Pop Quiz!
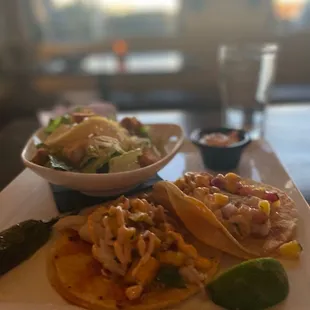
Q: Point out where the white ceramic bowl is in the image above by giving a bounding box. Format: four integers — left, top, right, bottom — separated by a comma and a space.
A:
21, 124, 184, 196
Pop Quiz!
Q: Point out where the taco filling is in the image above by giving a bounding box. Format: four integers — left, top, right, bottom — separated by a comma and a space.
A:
49, 195, 220, 309
153, 172, 299, 258
175, 172, 281, 240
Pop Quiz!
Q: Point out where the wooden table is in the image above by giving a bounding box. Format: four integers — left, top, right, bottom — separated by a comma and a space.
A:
1, 104, 310, 231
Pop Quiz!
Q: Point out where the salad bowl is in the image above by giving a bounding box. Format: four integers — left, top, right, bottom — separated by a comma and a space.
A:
21, 123, 184, 196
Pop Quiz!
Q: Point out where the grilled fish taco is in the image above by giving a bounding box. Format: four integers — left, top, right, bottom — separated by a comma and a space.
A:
48, 195, 221, 310
153, 172, 300, 259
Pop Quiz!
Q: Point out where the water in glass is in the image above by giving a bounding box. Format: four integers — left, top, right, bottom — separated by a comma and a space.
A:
218, 44, 278, 139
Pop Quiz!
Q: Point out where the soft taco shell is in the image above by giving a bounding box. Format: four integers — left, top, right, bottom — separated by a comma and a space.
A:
152, 179, 297, 259
48, 230, 220, 310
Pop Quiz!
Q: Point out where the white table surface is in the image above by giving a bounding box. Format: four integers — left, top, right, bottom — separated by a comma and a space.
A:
0, 169, 58, 231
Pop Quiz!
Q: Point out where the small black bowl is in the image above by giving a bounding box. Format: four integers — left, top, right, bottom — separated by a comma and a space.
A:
190, 127, 251, 171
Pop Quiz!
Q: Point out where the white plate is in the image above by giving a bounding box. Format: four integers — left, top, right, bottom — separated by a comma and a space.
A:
21, 123, 184, 196
1, 140, 310, 309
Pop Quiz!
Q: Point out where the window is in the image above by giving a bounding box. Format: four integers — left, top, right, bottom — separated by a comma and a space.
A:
273, 0, 310, 33
31, 1, 310, 89
81, 50, 184, 74
34, 0, 180, 43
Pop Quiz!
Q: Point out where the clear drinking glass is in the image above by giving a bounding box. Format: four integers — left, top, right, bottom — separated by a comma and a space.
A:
218, 43, 278, 139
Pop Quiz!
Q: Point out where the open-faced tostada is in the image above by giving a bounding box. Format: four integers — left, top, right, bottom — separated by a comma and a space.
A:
48, 194, 221, 310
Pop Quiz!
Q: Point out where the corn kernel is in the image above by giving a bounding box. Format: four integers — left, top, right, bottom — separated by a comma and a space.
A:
279, 240, 302, 259
158, 251, 186, 266
180, 243, 197, 259
272, 200, 281, 208
135, 257, 160, 285
214, 193, 229, 206
169, 231, 198, 258
258, 200, 271, 216
124, 260, 139, 284
125, 285, 143, 301
225, 172, 241, 182
195, 256, 212, 271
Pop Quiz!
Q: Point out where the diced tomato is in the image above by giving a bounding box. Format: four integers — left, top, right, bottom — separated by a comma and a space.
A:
262, 191, 279, 202
237, 185, 279, 202
212, 175, 279, 204
210, 176, 225, 188
237, 185, 252, 196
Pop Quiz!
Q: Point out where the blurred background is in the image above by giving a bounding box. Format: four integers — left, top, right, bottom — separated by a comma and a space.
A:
1, 0, 310, 190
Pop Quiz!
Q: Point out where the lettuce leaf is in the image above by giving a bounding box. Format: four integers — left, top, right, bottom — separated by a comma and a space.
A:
81, 156, 109, 173
48, 155, 73, 171
139, 125, 150, 138
109, 149, 142, 173
35, 143, 47, 149
81, 149, 118, 173
44, 115, 72, 134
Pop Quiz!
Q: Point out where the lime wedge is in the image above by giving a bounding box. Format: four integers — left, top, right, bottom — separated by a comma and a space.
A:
206, 258, 289, 310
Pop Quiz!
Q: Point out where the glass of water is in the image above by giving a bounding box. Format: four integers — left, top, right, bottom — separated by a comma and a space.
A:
218, 43, 278, 139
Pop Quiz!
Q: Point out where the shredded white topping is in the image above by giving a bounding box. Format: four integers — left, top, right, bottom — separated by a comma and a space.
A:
59, 196, 212, 301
